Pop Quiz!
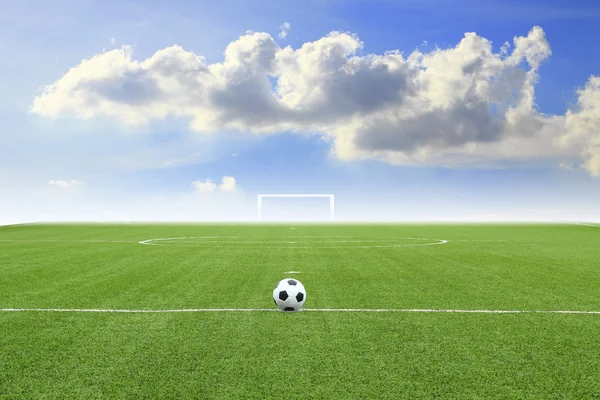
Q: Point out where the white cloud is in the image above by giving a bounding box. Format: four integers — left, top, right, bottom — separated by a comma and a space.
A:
48, 179, 83, 187
191, 179, 216, 192
30, 26, 600, 176
278, 22, 290, 40
218, 176, 237, 191
110, 37, 116, 45
561, 76, 600, 176
191, 176, 238, 192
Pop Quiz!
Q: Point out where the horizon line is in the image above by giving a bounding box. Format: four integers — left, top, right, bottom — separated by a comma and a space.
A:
1, 220, 599, 227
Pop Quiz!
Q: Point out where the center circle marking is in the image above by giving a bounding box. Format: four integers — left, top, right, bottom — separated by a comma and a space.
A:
138, 236, 448, 248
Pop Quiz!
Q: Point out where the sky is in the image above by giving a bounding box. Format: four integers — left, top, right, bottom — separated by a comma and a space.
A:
1, 0, 600, 223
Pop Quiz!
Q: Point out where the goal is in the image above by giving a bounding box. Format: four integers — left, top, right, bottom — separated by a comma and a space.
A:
257, 194, 335, 221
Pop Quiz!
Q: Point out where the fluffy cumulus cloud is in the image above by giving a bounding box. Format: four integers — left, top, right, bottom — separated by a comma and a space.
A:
31, 27, 600, 175
562, 77, 600, 176
48, 179, 83, 187
191, 176, 238, 192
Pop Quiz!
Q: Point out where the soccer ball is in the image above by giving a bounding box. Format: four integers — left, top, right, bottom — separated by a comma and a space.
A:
273, 278, 306, 311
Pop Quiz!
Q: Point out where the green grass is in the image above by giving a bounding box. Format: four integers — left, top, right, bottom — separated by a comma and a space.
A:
1, 223, 599, 399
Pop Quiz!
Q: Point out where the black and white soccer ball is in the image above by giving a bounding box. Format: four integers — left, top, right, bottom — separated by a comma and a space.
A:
273, 278, 306, 311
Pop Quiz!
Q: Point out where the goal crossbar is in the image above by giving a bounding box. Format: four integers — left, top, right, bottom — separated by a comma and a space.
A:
257, 194, 335, 221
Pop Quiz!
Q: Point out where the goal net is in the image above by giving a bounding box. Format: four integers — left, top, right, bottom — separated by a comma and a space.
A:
257, 194, 335, 222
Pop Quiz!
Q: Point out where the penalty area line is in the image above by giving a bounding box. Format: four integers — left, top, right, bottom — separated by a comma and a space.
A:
2, 308, 600, 315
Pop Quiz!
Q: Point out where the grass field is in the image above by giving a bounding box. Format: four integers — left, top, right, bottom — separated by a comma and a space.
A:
1, 223, 600, 399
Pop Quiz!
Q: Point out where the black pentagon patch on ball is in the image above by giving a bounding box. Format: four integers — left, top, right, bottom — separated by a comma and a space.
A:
287, 279, 297, 285
284, 307, 295, 311
296, 292, 304, 302
279, 290, 289, 301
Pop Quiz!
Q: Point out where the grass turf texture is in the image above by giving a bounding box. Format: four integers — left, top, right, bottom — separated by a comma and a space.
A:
0, 223, 599, 398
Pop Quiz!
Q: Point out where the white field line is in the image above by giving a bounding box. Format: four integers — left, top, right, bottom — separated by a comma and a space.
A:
570, 222, 600, 228
360, 240, 447, 248
2, 308, 600, 315
0, 237, 447, 248
153, 240, 394, 244
0, 222, 41, 227
0, 239, 137, 244
453, 239, 508, 242
138, 236, 449, 248
156, 241, 306, 244
0, 236, 541, 248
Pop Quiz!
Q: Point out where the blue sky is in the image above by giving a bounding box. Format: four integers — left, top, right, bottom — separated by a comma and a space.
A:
1, 0, 600, 223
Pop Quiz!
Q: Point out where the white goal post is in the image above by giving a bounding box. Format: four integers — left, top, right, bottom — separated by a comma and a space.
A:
257, 194, 335, 221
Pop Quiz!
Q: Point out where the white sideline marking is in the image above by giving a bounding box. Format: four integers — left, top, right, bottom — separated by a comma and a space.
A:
0, 239, 137, 244
2, 308, 600, 315
306, 309, 600, 314
0, 308, 277, 313
284, 271, 301, 274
